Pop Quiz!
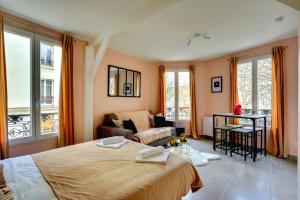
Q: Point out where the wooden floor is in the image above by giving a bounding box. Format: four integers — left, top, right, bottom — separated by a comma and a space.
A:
183, 139, 297, 200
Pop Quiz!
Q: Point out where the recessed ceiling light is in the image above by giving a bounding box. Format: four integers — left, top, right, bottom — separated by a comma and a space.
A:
275, 16, 284, 23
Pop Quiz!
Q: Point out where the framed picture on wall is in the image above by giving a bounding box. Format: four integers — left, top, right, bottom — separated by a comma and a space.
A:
211, 76, 222, 93
123, 83, 132, 95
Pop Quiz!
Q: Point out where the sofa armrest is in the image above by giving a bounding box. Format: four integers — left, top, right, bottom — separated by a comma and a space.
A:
165, 120, 176, 127
97, 126, 140, 142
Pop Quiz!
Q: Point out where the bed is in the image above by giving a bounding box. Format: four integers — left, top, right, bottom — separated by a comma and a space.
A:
1, 140, 202, 200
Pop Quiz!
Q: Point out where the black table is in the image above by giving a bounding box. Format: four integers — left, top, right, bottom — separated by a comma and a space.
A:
212, 113, 267, 162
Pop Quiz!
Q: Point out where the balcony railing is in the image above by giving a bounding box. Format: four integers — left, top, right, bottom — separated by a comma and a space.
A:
7, 112, 58, 140
40, 58, 54, 67
240, 109, 271, 126
166, 107, 190, 120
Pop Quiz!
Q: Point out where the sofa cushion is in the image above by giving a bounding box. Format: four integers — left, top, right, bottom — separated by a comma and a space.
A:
115, 111, 151, 132
123, 119, 138, 134
154, 115, 166, 127
135, 127, 173, 144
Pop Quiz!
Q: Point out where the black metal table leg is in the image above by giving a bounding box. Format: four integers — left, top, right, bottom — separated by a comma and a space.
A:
213, 115, 216, 151
252, 119, 256, 162
264, 117, 267, 156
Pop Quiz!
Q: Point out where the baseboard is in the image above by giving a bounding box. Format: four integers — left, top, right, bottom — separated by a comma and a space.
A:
287, 155, 297, 161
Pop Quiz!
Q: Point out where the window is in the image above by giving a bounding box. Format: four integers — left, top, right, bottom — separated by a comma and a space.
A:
40, 42, 54, 67
5, 26, 62, 143
237, 55, 272, 125
40, 79, 54, 105
165, 70, 190, 121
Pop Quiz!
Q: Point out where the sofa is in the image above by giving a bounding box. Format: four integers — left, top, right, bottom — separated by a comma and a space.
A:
97, 110, 176, 147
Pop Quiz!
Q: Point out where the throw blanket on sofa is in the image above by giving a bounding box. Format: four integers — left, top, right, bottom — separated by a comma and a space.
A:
135, 127, 172, 144
32, 140, 202, 200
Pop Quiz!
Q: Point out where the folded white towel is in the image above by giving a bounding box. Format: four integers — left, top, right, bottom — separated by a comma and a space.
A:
137, 146, 164, 159
136, 151, 170, 164
96, 139, 127, 149
102, 136, 124, 145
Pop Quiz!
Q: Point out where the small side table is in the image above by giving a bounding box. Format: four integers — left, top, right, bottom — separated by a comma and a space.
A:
175, 125, 185, 136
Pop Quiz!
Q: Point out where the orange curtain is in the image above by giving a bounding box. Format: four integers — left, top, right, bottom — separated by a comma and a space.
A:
189, 65, 199, 139
58, 34, 74, 147
0, 12, 8, 159
269, 46, 286, 158
159, 65, 166, 115
229, 57, 239, 124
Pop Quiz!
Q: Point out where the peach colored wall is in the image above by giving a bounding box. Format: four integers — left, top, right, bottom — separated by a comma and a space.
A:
9, 138, 57, 158
9, 39, 87, 157
196, 36, 298, 156
93, 48, 160, 138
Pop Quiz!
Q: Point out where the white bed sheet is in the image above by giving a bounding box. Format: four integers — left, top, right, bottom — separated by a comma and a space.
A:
1, 155, 56, 200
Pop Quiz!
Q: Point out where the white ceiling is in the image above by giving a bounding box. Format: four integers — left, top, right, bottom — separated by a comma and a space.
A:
0, 0, 299, 61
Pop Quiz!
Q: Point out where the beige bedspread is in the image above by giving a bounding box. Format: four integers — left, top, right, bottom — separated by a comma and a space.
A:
32, 140, 202, 200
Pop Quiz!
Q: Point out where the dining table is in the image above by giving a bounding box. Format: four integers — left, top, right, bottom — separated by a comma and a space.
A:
212, 113, 268, 162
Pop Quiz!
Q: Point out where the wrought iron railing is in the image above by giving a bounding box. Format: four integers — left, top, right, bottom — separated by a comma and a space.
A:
166, 107, 190, 120
40, 58, 54, 67
7, 112, 58, 140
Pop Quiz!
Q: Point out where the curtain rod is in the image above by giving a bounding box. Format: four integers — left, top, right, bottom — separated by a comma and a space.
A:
227, 46, 288, 61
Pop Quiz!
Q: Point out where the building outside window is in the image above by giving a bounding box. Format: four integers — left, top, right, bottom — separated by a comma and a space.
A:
40, 43, 54, 67
4, 27, 61, 143
165, 69, 190, 121
40, 79, 54, 105
237, 55, 272, 125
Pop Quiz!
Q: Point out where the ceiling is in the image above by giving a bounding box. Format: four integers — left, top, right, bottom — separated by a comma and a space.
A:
0, 0, 299, 61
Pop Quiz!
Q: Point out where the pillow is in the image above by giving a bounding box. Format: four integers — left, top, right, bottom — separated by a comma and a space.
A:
154, 115, 166, 128
156, 113, 163, 117
123, 119, 138, 134
148, 115, 155, 127
112, 119, 123, 128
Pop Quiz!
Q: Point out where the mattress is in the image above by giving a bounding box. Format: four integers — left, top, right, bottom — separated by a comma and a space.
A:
1, 155, 56, 200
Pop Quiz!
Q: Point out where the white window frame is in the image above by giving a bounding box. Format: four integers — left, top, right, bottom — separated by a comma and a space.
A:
165, 68, 190, 122
5, 26, 60, 145
238, 54, 272, 125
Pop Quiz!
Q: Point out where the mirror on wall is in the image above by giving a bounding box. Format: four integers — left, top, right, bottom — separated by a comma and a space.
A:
108, 65, 141, 97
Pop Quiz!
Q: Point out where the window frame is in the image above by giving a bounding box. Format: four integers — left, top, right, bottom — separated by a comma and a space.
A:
5, 26, 60, 145
165, 68, 190, 122
237, 54, 272, 125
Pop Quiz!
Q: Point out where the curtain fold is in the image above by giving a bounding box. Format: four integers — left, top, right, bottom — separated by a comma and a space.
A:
229, 57, 239, 124
159, 65, 166, 115
189, 65, 199, 139
269, 46, 286, 158
58, 34, 74, 147
0, 12, 8, 159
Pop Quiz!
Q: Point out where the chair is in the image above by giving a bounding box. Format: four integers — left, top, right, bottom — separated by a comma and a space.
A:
230, 128, 254, 161
214, 124, 241, 154
243, 127, 264, 155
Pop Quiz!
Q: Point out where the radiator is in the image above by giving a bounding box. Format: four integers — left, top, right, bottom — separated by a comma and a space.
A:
203, 116, 213, 137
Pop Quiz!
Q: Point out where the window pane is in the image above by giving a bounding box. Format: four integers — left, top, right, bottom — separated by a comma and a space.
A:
40, 42, 54, 67
257, 57, 272, 125
178, 72, 190, 120
5, 31, 32, 140
237, 61, 253, 114
165, 72, 175, 120
40, 41, 61, 135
